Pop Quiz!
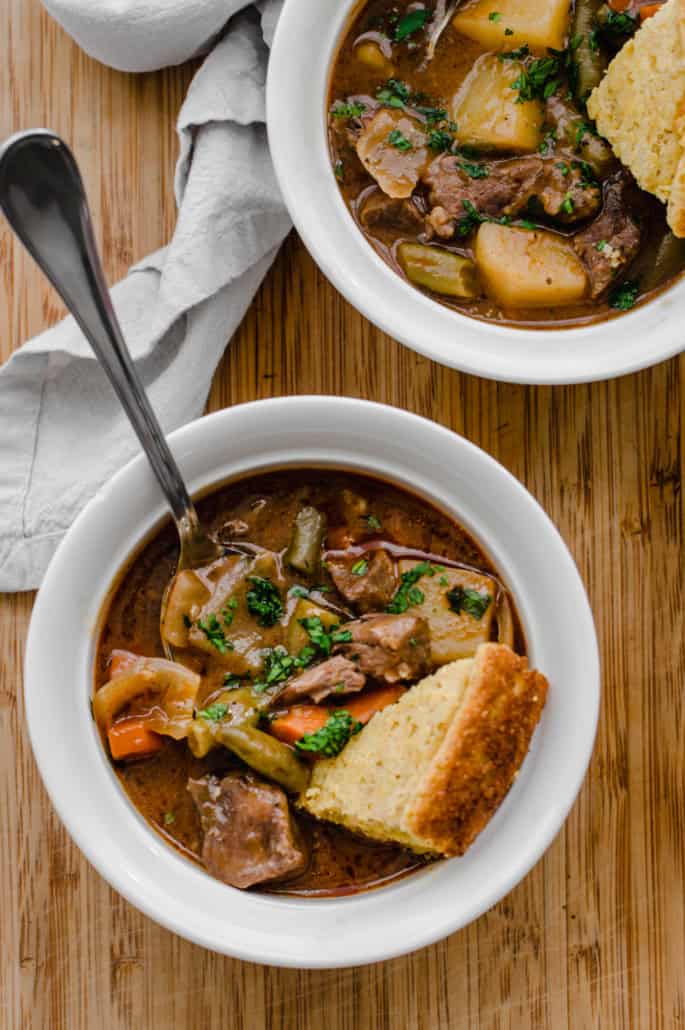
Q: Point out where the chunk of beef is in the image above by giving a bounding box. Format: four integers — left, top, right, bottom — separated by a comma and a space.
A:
188, 773, 307, 889
278, 655, 366, 705
359, 189, 425, 235
423, 154, 601, 239
573, 174, 641, 297
328, 549, 397, 613
334, 613, 431, 683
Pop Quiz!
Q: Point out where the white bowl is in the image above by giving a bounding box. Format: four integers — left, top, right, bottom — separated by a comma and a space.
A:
24, 397, 599, 967
266, 0, 685, 385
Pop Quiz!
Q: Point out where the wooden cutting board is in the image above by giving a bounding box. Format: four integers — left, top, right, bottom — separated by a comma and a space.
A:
0, 1, 683, 1027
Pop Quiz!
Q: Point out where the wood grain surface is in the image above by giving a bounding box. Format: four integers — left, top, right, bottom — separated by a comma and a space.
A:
1, 3, 683, 1027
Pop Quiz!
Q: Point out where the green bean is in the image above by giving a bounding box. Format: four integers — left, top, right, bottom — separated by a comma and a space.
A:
285, 506, 327, 575
640, 233, 685, 292
186, 687, 262, 758
571, 0, 607, 104
217, 724, 310, 794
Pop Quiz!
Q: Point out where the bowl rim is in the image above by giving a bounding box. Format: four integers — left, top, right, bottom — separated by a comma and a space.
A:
266, 0, 685, 385
24, 396, 600, 967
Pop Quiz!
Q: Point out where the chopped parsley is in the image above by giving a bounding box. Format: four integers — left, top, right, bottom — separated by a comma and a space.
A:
364, 514, 382, 531
331, 101, 366, 119
246, 576, 284, 627
197, 614, 232, 654
428, 129, 455, 152
499, 44, 530, 61
253, 647, 297, 692
223, 673, 243, 688
560, 193, 575, 215
598, 9, 638, 48
439, 575, 449, 587
221, 597, 238, 626
394, 7, 430, 42
556, 161, 570, 177
299, 616, 352, 656
290, 585, 310, 598
163, 812, 176, 826
376, 78, 412, 109
446, 586, 492, 620
417, 106, 449, 125
351, 558, 369, 575
459, 160, 489, 179
596, 239, 608, 252
197, 702, 230, 721
387, 560, 436, 614
295, 709, 363, 758
334, 159, 344, 182
387, 129, 413, 151
505, 26, 514, 36
510, 54, 563, 103
488, 11, 502, 21
608, 280, 639, 311
574, 120, 597, 150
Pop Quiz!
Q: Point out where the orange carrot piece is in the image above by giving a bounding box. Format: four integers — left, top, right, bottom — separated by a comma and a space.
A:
270, 684, 407, 747
108, 718, 163, 761
109, 649, 140, 679
344, 683, 407, 723
608, 0, 631, 10
639, 3, 662, 19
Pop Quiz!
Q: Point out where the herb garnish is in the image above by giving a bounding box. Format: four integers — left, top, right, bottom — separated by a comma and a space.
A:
428, 129, 454, 152
387, 560, 436, 614
394, 7, 430, 42
608, 280, 639, 311
331, 101, 366, 119
488, 11, 502, 21
364, 514, 382, 530
459, 160, 489, 179
387, 129, 413, 151
560, 193, 575, 215
351, 558, 369, 575
197, 614, 232, 654
300, 616, 352, 656
376, 78, 412, 108
334, 159, 344, 182
223, 673, 243, 689
246, 576, 284, 627
221, 597, 238, 626
295, 709, 363, 758
598, 9, 638, 48
163, 812, 176, 826
198, 702, 230, 721
446, 586, 492, 620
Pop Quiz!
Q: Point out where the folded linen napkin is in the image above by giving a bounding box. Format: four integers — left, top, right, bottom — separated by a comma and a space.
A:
0, 0, 290, 591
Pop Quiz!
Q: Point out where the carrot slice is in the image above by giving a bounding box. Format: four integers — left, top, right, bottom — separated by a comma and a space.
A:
108, 718, 163, 761
270, 683, 407, 747
109, 650, 140, 678
639, 3, 662, 19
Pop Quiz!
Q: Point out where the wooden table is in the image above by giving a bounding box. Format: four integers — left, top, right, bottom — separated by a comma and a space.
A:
1, 3, 683, 1027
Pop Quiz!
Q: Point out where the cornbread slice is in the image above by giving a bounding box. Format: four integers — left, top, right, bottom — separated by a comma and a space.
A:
587, 0, 685, 236
299, 643, 548, 857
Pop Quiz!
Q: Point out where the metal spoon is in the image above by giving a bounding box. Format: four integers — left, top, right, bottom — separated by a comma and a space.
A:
0, 130, 223, 636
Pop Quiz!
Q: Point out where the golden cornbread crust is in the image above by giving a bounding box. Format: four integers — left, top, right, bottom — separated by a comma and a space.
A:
406, 644, 548, 856
587, 0, 685, 237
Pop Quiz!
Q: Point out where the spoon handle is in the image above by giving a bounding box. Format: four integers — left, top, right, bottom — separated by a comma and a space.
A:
0, 130, 211, 556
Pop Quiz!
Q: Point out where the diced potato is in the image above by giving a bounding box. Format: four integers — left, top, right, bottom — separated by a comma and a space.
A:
355, 41, 394, 76
450, 54, 543, 153
398, 243, 481, 299
356, 109, 430, 198
287, 598, 339, 655
399, 561, 495, 665
453, 0, 570, 53
162, 570, 211, 648
475, 223, 588, 308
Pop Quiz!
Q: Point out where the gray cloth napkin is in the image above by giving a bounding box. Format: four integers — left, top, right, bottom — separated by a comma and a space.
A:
0, 0, 290, 592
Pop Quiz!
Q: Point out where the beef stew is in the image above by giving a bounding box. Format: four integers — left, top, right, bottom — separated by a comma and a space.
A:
95, 469, 531, 896
328, 0, 685, 327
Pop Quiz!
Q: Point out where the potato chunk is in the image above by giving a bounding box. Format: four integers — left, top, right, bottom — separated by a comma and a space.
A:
398, 561, 495, 665
356, 109, 430, 198
398, 243, 481, 298
355, 41, 394, 77
453, 0, 570, 53
451, 54, 543, 153
475, 223, 588, 308
286, 598, 339, 655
